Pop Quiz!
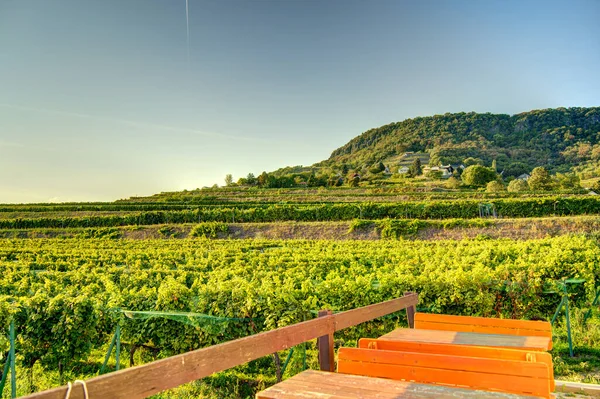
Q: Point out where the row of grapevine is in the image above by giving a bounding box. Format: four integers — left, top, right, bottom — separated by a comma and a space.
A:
2, 197, 600, 228
0, 192, 587, 212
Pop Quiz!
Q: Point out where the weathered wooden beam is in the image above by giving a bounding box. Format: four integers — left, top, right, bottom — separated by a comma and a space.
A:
317, 310, 335, 372
334, 293, 418, 331
404, 291, 417, 328
19, 316, 333, 399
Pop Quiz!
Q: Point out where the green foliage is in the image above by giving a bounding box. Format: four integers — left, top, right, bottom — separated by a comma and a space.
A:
461, 165, 498, 187
464, 157, 484, 167
347, 219, 375, 233
190, 222, 229, 238
409, 158, 422, 177
486, 181, 506, 193
507, 179, 529, 192
425, 170, 443, 179
376, 219, 426, 239
503, 162, 530, 178
528, 167, 554, 191
555, 173, 581, 190
16, 292, 98, 373
446, 176, 461, 189
224, 174, 233, 186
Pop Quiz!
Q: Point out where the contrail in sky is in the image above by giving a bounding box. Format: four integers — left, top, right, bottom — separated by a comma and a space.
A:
186, 0, 190, 63
0, 103, 267, 142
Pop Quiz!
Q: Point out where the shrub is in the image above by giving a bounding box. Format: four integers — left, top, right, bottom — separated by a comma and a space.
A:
486, 181, 506, 192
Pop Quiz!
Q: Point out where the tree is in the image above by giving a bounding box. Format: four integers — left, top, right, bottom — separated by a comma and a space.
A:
491, 159, 497, 172
486, 180, 505, 192
341, 164, 349, 175
555, 173, 580, 190
528, 167, 554, 191
507, 179, 529, 192
370, 162, 385, 174
463, 157, 484, 167
224, 174, 233, 186
246, 173, 257, 185
461, 165, 497, 186
350, 173, 360, 187
425, 170, 443, 179
503, 162, 529, 178
409, 158, 422, 177
257, 172, 268, 186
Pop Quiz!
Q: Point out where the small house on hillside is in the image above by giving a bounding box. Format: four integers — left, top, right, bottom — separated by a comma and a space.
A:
423, 165, 454, 178
398, 166, 410, 174
517, 173, 530, 181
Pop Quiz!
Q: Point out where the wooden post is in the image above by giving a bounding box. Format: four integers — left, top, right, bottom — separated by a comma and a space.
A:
317, 310, 334, 372
404, 291, 416, 328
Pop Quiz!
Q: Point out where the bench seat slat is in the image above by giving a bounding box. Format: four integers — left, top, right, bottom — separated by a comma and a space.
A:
256, 370, 541, 399
379, 328, 552, 351
415, 313, 551, 330
414, 314, 552, 340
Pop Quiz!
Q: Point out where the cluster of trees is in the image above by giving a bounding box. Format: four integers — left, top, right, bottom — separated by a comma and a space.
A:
320, 107, 600, 177
225, 171, 331, 188
452, 165, 581, 193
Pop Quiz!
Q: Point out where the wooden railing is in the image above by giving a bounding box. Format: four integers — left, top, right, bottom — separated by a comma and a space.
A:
20, 292, 418, 399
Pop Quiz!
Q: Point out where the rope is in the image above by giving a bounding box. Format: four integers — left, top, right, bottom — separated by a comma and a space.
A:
64, 380, 89, 399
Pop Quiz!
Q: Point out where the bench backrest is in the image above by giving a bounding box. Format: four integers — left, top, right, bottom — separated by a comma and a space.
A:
359, 338, 554, 390
338, 347, 552, 398
415, 313, 552, 341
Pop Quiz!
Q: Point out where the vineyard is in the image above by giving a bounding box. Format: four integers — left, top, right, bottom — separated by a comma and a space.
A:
2, 196, 600, 230
2, 188, 600, 398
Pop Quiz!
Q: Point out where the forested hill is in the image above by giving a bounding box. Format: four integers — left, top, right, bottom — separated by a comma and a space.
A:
320, 107, 600, 175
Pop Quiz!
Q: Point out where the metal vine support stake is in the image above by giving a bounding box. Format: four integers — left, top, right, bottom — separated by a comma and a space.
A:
549, 278, 585, 357
0, 320, 17, 398
100, 324, 121, 374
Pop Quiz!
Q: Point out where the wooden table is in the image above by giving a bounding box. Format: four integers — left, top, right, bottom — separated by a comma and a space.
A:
379, 328, 552, 351
256, 370, 541, 398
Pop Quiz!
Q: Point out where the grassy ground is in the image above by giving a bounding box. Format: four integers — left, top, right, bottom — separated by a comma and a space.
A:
553, 309, 600, 384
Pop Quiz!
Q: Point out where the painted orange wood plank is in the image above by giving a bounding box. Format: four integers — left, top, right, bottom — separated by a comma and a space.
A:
415, 313, 551, 331
415, 320, 552, 339
358, 339, 555, 390
257, 370, 542, 399
379, 328, 552, 350
338, 361, 551, 398
338, 348, 549, 378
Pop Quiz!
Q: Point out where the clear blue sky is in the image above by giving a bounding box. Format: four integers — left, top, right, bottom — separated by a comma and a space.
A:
1, 0, 599, 203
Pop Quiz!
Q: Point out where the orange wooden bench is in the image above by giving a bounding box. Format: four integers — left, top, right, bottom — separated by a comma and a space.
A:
337, 346, 553, 398
414, 313, 553, 346
359, 338, 555, 390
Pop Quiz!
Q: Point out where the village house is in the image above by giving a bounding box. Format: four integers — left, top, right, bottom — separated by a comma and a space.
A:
422, 165, 455, 178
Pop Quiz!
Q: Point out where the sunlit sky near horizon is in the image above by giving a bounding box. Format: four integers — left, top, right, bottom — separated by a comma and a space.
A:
1, 0, 599, 203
